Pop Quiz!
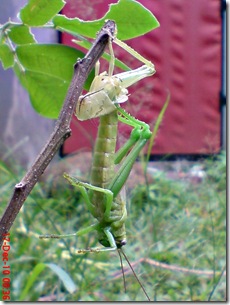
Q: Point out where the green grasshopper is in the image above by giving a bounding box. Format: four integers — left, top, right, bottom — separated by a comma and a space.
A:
40, 33, 155, 300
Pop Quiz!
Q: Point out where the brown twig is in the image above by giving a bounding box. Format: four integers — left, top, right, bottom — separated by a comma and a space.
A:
0, 20, 116, 247
112, 257, 226, 279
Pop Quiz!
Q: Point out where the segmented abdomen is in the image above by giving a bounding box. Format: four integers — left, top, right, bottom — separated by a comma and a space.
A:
90, 110, 127, 247
90, 111, 118, 217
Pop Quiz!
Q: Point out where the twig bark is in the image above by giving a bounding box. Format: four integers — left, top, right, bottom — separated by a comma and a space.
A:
0, 20, 116, 247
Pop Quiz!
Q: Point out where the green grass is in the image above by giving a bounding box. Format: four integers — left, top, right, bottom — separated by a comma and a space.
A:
0, 151, 226, 301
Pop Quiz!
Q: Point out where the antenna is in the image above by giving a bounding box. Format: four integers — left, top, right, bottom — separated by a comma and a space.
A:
119, 248, 151, 301
117, 249, 127, 293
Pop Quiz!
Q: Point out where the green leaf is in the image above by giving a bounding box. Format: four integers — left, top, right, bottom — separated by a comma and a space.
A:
14, 44, 74, 117
106, 0, 160, 39
19, 0, 66, 26
17, 69, 70, 119
53, 0, 159, 40
19, 262, 46, 301
0, 44, 14, 69
18, 262, 76, 300
53, 14, 99, 39
8, 24, 36, 44
16, 44, 79, 80
15, 44, 90, 118
46, 263, 77, 294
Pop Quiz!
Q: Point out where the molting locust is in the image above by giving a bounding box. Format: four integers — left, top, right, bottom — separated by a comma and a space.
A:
40, 26, 156, 301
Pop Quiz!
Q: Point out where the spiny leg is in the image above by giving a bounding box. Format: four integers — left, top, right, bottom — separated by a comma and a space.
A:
40, 221, 117, 253
95, 35, 115, 78
39, 221, 100, 242
39, 175, 118, 252
63, 175, 119, 251
109, 106, 152, 198
114, 106, 151, 162
39, 173, 101, 240
114, 37, 155, 73
63, 173, 114, 220
108, 36, 115, 77
95, 60, 100, 77
40, 223, 117, 253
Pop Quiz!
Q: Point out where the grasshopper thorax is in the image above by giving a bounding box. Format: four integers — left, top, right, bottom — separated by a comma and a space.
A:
76, 73, 128, 121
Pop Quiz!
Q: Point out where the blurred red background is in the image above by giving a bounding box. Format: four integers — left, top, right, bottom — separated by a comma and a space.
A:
61, 0, 222, 158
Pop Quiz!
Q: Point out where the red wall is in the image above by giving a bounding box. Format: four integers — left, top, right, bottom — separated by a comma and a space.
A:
61, 0, 222, 156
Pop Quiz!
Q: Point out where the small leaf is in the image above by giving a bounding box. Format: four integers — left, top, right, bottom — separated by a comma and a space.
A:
53, 14, 98, 39
0, 44, 14, 69
106, 0, 160, 39
8, 24, 36, 44
15, 44, 92, 118
46, 263, 77, 294
53, 0, 159, 40
17, 70, 69, 118
16, 44, 80, 81
19, 0, 66, 26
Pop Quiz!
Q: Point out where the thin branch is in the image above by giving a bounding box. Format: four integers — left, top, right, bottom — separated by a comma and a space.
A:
0, 20, 116, 247
112, 257, 226, 279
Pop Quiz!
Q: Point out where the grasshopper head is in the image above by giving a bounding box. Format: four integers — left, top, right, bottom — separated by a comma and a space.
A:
116, 239, 127, 248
